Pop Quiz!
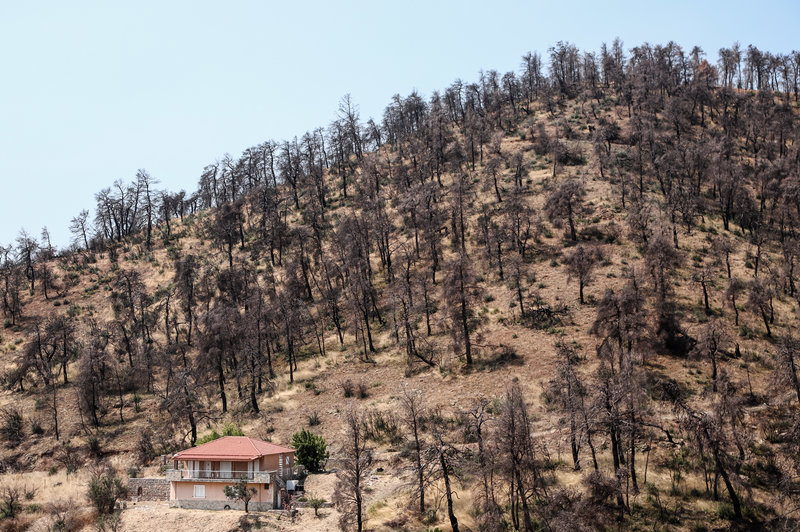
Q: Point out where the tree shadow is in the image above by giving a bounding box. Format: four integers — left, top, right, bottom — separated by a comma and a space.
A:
473, 344, 524, 372
228, 514, 263, 532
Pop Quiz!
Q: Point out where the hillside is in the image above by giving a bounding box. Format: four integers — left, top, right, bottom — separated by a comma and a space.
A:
1, 42, 800, 531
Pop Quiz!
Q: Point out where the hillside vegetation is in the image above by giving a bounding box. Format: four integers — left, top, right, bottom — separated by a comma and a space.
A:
1, 41, 800, 531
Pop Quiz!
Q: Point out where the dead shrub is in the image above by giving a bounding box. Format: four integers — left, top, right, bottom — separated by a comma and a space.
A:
0, 516, 33, 532
341, 379, 355, 398
0, 486, 22, 519
46, 499, 86, 532
0, 409, 24, 448
361, 410, 401, 445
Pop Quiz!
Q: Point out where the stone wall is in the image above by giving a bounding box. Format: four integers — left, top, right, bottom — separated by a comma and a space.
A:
169, 499, 273, 511
127, 478, 169, 501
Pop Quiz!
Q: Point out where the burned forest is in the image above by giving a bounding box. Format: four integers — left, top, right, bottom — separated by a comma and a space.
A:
1, 40, 800, 530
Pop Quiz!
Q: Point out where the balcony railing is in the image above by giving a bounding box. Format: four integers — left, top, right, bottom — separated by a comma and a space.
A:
167, 469, 257, 480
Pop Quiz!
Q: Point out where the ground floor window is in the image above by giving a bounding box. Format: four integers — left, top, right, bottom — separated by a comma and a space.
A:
193, 485, 205, 498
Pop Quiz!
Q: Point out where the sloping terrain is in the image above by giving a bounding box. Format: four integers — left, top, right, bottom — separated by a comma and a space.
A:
1, 42, 799, 531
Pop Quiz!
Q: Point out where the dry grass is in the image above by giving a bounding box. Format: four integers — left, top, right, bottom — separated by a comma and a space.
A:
0, 98, 794, 530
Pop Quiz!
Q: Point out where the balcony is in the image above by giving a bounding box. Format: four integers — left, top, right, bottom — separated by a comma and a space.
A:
166, 469, 273, 483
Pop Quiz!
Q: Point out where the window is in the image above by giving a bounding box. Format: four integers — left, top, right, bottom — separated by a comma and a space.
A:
285, 456, 290, 465
193, 485, 205, 498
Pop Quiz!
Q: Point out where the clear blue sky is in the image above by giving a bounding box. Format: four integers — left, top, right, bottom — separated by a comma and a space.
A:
1, 0, 798, 249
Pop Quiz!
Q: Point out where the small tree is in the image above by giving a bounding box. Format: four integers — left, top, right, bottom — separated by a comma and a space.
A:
223, 478, 257, 513
87, 467, 128, 515
725, 276, 747, 326
443, 252, 482, 366
400, 386, 429, 515
291, 429, 329, 473
432, 431, 461, 532
646, 230, 686, 352
47, 499, 78, 531
334, 405, 372, 532
306, 492, 327, 517
564, 244, 600, 304
0, 486, 22, 518
747, 278, 773, 338
57, 442, 82, 476
692, 320, 729, 393
545, 179, 585, 241
712, 236, 736, 279
775, 336, 800, 405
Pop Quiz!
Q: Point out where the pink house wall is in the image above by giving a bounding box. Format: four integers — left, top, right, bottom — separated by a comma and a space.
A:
173, 481, 270, 504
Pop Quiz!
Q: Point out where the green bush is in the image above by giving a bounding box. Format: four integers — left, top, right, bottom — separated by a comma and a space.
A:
291, 429, 329, 473
0, 487, 22, 518
137, 428, 156, 464
87, 468, 128, 515
87, 435, 103, 457
196, 422, 244, 445
738, 325, 756, 339
97, 510, 123, 531
422, 509, 439, 525
196, 429, 222, 444
1, 408, 24, 447
306, 493, 326, 517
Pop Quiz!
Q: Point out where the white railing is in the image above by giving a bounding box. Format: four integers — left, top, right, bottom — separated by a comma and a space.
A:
168, 469, 255, 480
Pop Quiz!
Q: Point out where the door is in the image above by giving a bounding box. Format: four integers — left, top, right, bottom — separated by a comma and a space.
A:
203, 461, 212, 479
220, 461, 232, 479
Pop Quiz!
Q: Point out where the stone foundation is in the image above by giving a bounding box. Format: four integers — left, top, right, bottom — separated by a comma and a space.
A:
127, 478, 169, 501
169, 499, 273, 511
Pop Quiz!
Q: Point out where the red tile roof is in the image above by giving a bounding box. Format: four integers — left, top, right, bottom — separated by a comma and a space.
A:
173, 436, 295, 461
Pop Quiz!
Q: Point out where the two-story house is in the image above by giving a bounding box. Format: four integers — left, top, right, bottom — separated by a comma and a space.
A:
167, 436, 295, 511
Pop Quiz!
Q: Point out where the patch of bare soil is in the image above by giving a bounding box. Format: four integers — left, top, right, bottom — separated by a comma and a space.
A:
110, 466, 407, 532
119, 502, 241, 532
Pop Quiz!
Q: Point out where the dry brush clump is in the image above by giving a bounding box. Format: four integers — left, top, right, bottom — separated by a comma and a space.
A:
86, 465, 128, 517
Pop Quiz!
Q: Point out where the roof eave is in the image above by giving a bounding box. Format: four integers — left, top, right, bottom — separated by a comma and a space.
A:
172, 453, 261, 461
